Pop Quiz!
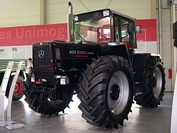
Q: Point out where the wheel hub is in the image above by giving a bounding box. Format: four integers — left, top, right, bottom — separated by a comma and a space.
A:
14, 82, 22, 95
107, 71, 130, 115
153, 76, 157, 88
153, 67, 163, 97
110, 85, 120, 101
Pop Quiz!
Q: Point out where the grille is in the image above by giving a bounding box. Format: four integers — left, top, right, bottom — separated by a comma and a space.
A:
33, 45, 52, 69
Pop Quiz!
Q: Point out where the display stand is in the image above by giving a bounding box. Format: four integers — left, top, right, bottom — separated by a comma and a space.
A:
0, 61, 14, 127
171, 73, 177, 133
6, 61, 25, 130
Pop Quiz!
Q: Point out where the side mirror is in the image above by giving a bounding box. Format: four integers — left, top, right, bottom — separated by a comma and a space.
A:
135, 25, 142, 34
128, 23, 135, 34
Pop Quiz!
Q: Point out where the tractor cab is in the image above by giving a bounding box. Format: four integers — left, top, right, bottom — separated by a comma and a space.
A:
74, 9, 137, 49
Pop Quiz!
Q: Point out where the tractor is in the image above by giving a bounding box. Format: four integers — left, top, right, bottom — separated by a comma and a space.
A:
24, 2, 165, 128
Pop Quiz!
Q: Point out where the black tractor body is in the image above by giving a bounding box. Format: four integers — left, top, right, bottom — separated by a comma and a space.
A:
24, 4, 165, 128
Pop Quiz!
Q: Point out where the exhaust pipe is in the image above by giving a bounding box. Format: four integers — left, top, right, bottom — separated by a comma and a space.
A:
67, 2, 75, 42
68, 2, 73, 14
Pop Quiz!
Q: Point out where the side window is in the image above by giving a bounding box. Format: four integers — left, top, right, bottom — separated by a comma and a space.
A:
120, 19, 129, 42
113, 15, 136, 47
114, 16, 120, 42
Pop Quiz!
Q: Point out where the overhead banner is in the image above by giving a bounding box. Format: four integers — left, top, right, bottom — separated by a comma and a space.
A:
0, 19, 156, 48
0, 23, 67, 46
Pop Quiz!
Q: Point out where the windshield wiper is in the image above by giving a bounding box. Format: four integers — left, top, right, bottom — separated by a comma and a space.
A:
75, 31, 95, 44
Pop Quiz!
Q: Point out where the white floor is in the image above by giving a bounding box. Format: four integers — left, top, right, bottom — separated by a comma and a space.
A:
0, 92, 173, 133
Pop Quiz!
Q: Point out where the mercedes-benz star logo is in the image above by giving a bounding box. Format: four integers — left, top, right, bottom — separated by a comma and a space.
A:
38, 50, 45, 58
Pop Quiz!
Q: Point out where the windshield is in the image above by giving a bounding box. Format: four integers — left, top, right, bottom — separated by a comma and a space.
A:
75, 17, 111, 43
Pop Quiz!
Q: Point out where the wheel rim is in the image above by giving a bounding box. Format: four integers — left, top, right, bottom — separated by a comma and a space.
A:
107, 71, 129, 115
14, 81, 22, 95
153, 66, 162, 97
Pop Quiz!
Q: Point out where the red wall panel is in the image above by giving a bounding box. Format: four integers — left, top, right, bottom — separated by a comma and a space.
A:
135, 19, 157, 41
0, 19, 156, 46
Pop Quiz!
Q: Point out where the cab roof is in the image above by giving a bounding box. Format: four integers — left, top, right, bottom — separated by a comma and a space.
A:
74, 8, 136, 22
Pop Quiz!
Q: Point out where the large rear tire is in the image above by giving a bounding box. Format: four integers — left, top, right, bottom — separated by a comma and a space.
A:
135, 56, 166, 107
5, 75, 24, 101
78, 56, 134, 128
24, 82, 74, 115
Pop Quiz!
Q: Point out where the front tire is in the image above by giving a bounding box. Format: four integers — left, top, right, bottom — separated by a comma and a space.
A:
135, 56, 166, 107
24, 82, 74, 115
78, 56, 134, 128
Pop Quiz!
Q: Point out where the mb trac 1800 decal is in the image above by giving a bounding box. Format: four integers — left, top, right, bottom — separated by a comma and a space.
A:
68, 50, 96, 58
